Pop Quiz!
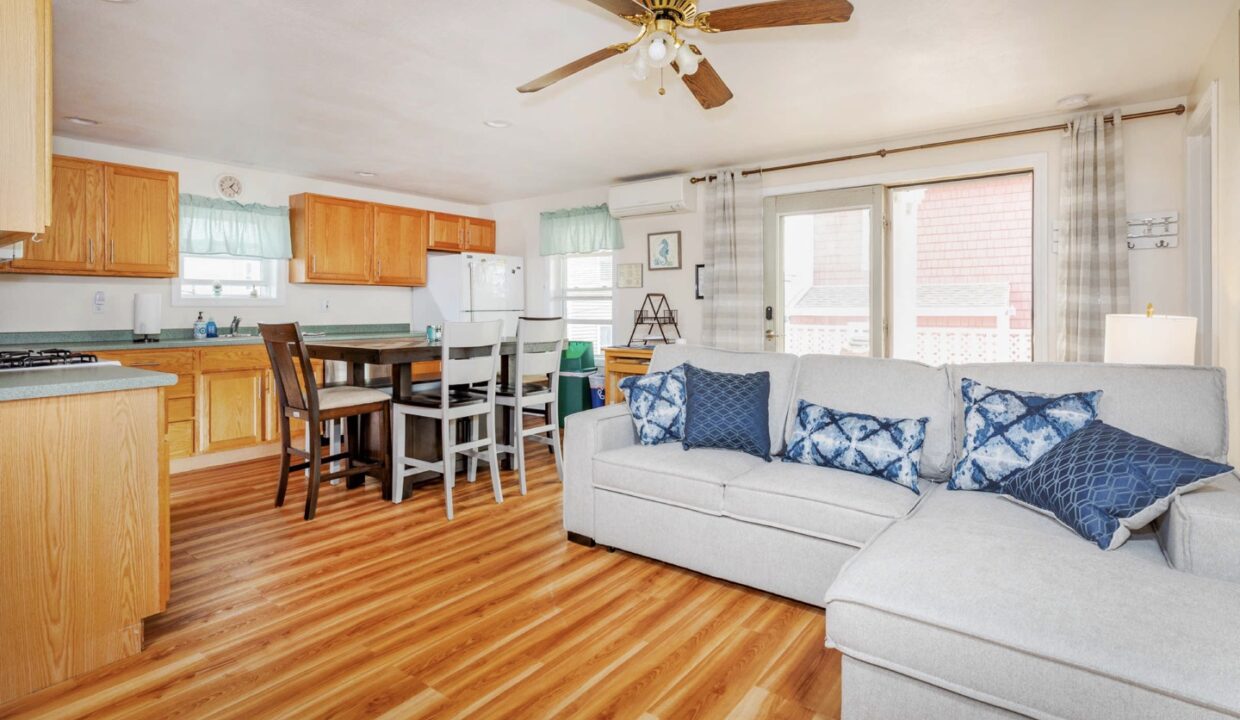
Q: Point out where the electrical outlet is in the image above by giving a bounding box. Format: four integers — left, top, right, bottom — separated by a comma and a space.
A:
320, 299, 331, 312
93, 291, 106, 314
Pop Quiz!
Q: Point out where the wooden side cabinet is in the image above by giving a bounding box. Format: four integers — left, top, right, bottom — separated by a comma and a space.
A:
4, 156, 178, 278
0, 0, 52, 243
201, 370, 265, 453
373, 203, 428, 286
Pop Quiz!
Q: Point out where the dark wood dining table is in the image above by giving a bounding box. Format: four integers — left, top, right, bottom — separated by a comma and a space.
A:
305, 335, 550, 498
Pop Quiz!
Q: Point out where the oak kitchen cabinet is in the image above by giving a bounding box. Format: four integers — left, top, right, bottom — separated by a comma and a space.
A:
428, 212, 464, 252
288, 193, 373, 285
465, 217, 497, 254
95, 345, 322, 461
5, 156, 179, 278
0, 0, 52, 245
373, 203, 428, 286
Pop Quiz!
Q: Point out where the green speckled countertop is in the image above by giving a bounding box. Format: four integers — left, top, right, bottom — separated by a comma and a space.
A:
0, 324, 423, 353
0, 365, 178, 402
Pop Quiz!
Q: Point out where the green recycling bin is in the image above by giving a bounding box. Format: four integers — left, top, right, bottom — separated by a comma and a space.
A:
557, 342, 598, 427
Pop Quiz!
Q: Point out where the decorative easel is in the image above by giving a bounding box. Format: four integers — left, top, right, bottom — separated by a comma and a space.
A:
627, 293, 682, 346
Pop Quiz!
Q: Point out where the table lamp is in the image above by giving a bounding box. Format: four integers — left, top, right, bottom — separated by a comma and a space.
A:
1104, 304, 1198, 365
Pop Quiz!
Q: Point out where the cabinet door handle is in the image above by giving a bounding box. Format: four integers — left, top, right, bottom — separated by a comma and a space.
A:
312, 255, 317, 273
87, 237, 93, 264
377, 258, 382, 277
130, 361, 160, 368
109, 239, 115, 265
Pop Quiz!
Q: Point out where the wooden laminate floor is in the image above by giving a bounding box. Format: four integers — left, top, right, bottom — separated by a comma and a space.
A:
0, 434, 840, 720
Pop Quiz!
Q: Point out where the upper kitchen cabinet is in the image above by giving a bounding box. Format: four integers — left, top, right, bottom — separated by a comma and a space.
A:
5, 156, 178, 278
9, 157, 103, 273
373, 204, 427, 287
428, 212, 465, 252
289, 193, 373, 285
102, 164, 179, 277
465, 218, 496, 254
0, 0, 52, 244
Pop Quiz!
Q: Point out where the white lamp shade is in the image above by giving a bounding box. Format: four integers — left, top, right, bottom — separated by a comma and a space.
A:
1104, 314, 1197, 365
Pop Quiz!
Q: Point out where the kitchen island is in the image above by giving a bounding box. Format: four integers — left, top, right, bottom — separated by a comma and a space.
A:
0, 365, 176, 704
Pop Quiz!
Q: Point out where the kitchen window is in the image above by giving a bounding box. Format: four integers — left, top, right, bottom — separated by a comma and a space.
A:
560, 251, 614, 362
172, 254, 284, 306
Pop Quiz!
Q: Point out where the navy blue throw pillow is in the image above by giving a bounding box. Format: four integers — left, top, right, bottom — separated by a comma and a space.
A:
1001, 421, 1233, 550
682, 365, 771, 462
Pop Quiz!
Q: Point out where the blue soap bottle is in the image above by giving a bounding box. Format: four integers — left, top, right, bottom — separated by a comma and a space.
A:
205, 316, 218, 338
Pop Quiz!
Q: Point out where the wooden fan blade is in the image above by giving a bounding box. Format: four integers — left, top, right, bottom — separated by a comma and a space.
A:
517, 46, 627, 93
701, 0, 853, 32
582, 0, 649, 18
681, 59, 733, 110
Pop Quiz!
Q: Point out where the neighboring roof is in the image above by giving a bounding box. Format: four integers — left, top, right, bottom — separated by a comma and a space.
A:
793, 283, 1010, 312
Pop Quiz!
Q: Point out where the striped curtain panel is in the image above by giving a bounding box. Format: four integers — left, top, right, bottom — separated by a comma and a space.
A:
1058, 112, 1130, 362
703, 169, 765, 351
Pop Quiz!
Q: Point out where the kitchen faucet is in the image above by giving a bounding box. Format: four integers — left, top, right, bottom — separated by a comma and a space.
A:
230, 316, 241, 335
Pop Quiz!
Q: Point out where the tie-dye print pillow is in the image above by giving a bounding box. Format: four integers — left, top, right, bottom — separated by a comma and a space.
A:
619, 364, 687, 446
949, 378, 1101, 492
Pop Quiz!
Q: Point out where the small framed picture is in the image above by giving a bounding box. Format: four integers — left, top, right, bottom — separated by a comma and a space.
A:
694, 264, 706, 299
616, 263, 644, 288
647, 231, 682, 271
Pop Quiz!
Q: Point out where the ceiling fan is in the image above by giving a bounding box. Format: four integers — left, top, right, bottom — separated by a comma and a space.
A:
516, 0, 854, 110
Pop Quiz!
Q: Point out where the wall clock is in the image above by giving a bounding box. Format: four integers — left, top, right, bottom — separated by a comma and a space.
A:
217, 174, 243, 199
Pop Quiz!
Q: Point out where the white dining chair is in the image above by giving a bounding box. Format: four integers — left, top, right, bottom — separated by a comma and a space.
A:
390, 320, 503, 520
488, 317, 566, 493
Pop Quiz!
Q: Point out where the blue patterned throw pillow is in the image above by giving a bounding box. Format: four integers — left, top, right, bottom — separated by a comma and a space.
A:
785, 400, 928, 494
619, 364, 687, 446
1002, 421, 1233, 550
949, 379, 1101, 492
682, 365, 772, 461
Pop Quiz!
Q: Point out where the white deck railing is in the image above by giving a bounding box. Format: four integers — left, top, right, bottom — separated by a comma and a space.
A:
785, 325, 1033, 364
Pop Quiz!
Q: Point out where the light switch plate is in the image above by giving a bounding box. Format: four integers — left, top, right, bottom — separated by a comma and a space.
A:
93, 291, 106, 314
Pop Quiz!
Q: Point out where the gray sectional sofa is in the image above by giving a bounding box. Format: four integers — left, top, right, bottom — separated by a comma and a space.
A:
563, 345, 1240, 719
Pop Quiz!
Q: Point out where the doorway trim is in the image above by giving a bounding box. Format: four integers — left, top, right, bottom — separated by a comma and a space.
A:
1186, 81, 1220, 365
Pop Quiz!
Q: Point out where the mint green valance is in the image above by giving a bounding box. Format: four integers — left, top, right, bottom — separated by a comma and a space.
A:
539, 204, 623, 256
179, 194, 292, 260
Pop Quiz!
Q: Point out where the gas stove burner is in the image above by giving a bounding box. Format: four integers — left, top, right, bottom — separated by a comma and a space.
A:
0, 349, 100, 369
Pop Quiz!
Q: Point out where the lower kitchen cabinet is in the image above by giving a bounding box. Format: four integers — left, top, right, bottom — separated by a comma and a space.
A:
96, 345, 323, 462
201, 369, 265, 453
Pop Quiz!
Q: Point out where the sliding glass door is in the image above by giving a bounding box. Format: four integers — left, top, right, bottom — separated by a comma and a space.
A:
764, 173, 1035, 364
763, 186, 885, 355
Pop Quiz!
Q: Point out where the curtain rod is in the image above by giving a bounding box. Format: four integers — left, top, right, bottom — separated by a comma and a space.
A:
689, 104, 1186, 184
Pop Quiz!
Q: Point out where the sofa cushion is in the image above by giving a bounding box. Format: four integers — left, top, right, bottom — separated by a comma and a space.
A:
784, 399, 928, 494
1001, 421, 1233, 550
826, 517, 1240, 720
1156, 472, 1240, 584
683, 365, 772, 461
649, 345, 798, 454
949, 363, 1230, 466
723, 462, 927, 548
618, 364, 687, 446
593, 444, 766, 514
787, 355, 953, 481
949, 377, 1100, 492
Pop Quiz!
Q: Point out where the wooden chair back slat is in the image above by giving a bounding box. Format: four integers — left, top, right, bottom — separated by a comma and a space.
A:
259, 322, 319, 415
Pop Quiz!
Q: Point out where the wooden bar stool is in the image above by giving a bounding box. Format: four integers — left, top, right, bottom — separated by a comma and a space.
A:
390, 320, 503, 520
486, 317, 566, 493
259, 323, 392, 520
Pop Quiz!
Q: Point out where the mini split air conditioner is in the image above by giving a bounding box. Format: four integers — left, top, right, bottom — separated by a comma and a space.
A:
607, 176, 697, 218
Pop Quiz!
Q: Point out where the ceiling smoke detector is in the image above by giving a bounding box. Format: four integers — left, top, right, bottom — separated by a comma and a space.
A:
1056, 94, 1091, 111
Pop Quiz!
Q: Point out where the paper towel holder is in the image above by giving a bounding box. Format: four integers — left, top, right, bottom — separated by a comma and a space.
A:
133, 293, 163, 343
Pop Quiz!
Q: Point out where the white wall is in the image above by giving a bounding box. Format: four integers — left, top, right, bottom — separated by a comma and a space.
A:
0, 137, 489, 334
492, 98, 1190, 353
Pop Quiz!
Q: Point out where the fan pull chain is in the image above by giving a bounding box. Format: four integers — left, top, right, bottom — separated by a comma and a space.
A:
659, 67, 666, 96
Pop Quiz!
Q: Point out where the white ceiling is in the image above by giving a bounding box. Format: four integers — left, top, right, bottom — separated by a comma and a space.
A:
53, 0, 1231, 205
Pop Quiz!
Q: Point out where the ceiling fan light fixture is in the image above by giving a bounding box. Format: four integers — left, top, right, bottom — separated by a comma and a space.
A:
627, 52, 650, 81
645, 30, 676, 68
675, 43, 700, 75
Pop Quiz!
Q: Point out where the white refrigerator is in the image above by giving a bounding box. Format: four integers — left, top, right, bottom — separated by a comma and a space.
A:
412, 253, 525, 336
